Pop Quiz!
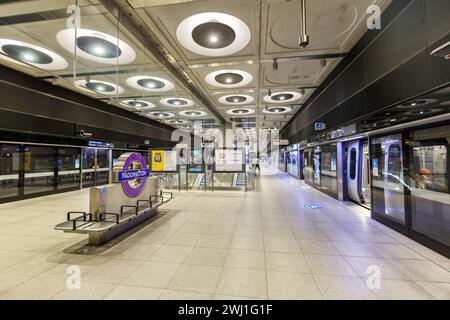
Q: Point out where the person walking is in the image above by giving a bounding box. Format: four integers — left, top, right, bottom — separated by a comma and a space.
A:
252, 157, 261, 174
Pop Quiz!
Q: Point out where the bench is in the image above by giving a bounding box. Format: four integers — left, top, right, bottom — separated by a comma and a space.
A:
54, 177, 173, 245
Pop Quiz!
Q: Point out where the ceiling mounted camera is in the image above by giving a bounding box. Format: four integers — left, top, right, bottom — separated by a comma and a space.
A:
299, 0, 309, 48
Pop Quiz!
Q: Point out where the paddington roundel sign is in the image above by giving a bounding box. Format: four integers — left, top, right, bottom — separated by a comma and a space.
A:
117, 153, 149, 197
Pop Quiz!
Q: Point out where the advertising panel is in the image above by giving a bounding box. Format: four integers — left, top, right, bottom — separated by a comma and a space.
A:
150, 149, 178, 172
214, 148, 245, 173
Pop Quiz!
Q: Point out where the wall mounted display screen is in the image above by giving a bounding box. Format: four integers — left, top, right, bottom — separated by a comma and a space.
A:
214, 148, 245, 173
188, 149, 204, 173
150, 149, 178, 172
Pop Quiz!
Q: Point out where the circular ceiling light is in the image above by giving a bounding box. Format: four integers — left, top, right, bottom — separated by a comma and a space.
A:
263, 106, 293, 114
165, 118, 189, 125
122, 99, 155, 110
56, 28, 136, 65
179, 110, 207, 117
397, 99, 437, 109
0, 39, 68, 70
219, 94, 254, 105
205, 69, 253, 88
263, 91, 302, 103
75, 80, 124, 95
403, 108, 442, 116
176, 12, 251, 56
126, 76, 174, 92
227, 108, 255, 115
160, 97, 194, 107
148, 111, 175, 118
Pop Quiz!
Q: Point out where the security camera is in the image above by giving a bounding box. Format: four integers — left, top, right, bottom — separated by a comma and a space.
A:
299, 34, 309, 48
268, 89, 272, 97
272, 59, 278, 70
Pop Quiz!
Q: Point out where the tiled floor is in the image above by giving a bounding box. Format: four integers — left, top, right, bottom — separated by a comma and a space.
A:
0, 165, 449, 300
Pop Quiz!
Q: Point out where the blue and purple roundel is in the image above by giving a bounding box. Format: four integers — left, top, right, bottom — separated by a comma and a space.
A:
118, 153, 149, 197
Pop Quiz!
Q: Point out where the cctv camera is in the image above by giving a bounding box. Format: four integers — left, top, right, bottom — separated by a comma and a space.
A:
299, 34, 309, 48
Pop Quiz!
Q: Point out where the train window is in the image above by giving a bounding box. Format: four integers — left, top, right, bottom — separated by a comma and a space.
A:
349, 148, 356, 180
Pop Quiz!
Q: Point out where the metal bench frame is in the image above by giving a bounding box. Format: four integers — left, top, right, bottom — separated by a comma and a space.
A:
54, 190, 173, 245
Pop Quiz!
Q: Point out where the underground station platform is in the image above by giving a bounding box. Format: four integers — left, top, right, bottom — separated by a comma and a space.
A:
0, 0, 449, 306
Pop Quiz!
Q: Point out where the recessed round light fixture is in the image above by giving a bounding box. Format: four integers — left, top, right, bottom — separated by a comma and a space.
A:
160, 97, 194, 107
176, 12, 251, 56
205, 69, 253, 88
122, 99, 155, 110
165, 118, 189, 125
219, 94, 254, 105
75, 80, 124, 95
0, 39, 68, 70
179, 110, 207, 117
126, 76, 174, 92
262, 106, 293, 114
56, 28, 136, 65
397, 99, 437, 109
403, 108, 442, 116
263, 91, 302, 103
227, 108, 255, 115
148, 111, 175, 118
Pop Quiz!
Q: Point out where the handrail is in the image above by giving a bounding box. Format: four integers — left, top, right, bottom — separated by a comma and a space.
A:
121, 205, 138, 216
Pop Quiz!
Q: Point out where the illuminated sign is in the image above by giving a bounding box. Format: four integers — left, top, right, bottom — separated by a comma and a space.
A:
315, 123, 326, 131
119, 153, 149, 198
304, 204, 323, 209
150, 149, 177, 172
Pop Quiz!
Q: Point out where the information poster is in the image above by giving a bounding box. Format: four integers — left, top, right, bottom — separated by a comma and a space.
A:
150, 149, 178, 172
214, 148, 244, 172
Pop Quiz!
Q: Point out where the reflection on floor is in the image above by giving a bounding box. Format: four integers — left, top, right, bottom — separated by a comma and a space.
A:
0, 165, 449, 300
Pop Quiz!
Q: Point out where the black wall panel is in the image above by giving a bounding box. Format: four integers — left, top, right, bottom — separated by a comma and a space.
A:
282, 0, 449, 143
0, 63, 179, 146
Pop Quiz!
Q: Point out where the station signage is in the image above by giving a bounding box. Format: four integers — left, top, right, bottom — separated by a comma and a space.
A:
118, 169, 149, 182
315, 122, 326, 131
118, 153, 149, 198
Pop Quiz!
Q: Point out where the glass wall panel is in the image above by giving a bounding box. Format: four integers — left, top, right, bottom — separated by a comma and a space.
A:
288, 150, 300, 178
303, 149, 314, 185
321, 144, 338, 196
56, 147, 80, 191
95, 148, 110, 186
313, 147, 321, 186
371, 134, 406, 224
407, 126, 450, 246
81, 148, 96, 188
23, 146, 56, 195
0, 144, 21, 200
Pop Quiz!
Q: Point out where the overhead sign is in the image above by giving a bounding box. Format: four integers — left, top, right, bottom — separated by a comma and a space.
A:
150, 149, 178, 172
274, 139, 289, 146
315, 122, 326, 131
214, 148, 245, 173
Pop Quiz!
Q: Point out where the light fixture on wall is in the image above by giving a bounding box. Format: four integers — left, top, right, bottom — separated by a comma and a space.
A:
77, 130, 93, 138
